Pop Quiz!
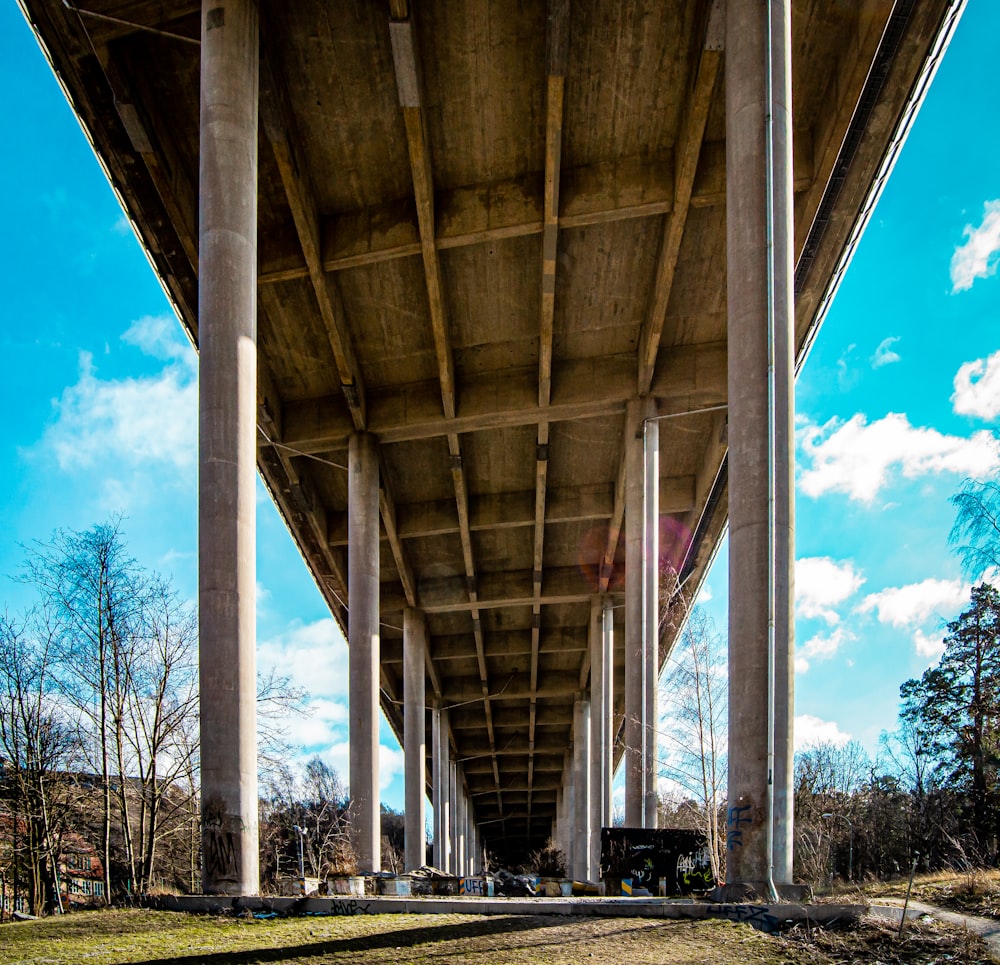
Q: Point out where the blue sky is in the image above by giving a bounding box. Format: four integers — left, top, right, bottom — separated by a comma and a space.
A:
2, 2, 997, 810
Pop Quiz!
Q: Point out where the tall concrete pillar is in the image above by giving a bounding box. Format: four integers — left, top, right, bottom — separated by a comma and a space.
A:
456, 769, 467, 876
589, 601, 605, 877
349, 432, 380, 872
602, 601, 614, 827
624, 402, 644, 826
198, 0, 259, 896
573, 695, 591, 880
431, 705, 444, 868
560, 747, 574, 873
449, 759, 459, 874
726, 0, 795, 890
643, 414, 660, 828
403, 608, 426, 871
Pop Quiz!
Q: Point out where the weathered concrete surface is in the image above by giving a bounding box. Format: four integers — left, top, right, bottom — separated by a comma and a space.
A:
725, 0, 796, 888
197, 0, 259, 897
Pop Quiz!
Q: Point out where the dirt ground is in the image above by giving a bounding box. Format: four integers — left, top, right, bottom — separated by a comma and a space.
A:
0, 907, 993, 965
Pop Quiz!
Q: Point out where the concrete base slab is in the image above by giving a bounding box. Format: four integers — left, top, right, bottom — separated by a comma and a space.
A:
712, 882, 813, 902
149, 894, 867, 934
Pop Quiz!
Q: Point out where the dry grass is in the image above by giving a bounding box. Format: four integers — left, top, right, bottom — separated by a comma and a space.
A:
0, 907, 993, 965
854, 868, 1000, 919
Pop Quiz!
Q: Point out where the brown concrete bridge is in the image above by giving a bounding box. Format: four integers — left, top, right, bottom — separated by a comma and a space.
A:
22, 0, 962, 893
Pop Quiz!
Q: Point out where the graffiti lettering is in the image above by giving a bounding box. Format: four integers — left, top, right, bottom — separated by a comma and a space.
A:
705, 903, 779, 934
204, 827, 239, 882
327, 899, 369, 916
677, 846, 714, 892
726, 804, 753, 851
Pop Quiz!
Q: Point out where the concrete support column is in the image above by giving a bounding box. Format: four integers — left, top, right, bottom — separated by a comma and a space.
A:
643, 414, 660, 829
437, 710, 452, 871
726, 0, 795, 890
449, 760, 459, 874
561, 747, 574, 873
403, 608, 426, 871
602, 601, 614, 827
624, 401, 644, 827
197, 0, 259, 896
349, 432, 380, 872
573, 694, 591, 880
431, 705, 444, 868
457, 769, 467, 876
589, 600, 605, 878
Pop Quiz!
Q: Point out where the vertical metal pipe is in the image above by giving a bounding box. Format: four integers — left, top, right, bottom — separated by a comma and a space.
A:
403, 608, 427, 871
198, 0, 259, 896
349, 432, 381, 872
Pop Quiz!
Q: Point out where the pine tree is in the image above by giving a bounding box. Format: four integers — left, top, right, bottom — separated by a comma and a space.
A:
899, 583, 1000, 859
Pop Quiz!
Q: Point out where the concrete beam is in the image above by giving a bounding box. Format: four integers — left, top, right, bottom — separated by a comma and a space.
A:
279, 343, 727, 452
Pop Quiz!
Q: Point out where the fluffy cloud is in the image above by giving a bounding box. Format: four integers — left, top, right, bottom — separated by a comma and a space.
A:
798, 412, 999, 502
257, 616, 404, 794
258, 617, 350, 705
795, 714, 851, 750
913, 629, 946, 661
871, 336, 901, 369
951, 199, 1000, 292
796, 627, 854, 675
858, 577, 968, 630
797, 557, 865, 624
33, 316, 198, 505
953, 350, 1000, 421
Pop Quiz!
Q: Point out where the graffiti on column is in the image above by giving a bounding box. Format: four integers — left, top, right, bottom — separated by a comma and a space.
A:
726, 804, 752, 851
203, 797, 240, 882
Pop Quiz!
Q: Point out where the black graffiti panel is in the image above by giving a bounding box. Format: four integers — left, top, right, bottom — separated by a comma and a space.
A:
599, 827, 715, 894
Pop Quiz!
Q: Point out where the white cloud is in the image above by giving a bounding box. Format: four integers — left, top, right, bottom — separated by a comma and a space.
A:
795, 714, 851, 750
35, 317, 198, 488
258, 617, 350, 704
122, 314, 192, 361
953, 350, 1000, 421
858, 577, 968, 630
871, 336, 901, 369
798, 412, 1000, 502
796, 628, 854, 674
256, 617, 404, 796
797, 557, 865, 624
951, 199, 1000, 292
913, 629, 945, 662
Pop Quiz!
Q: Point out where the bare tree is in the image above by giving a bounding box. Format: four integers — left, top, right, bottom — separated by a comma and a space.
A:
0, 609, 80, 913
120, 579, 199, 892
658, 606, 728, 881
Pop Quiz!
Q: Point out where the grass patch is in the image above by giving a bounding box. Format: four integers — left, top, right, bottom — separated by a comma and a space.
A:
0, 907, 993, 965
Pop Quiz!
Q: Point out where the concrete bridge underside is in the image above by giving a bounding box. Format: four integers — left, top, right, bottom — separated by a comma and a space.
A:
23, 0, 961, 892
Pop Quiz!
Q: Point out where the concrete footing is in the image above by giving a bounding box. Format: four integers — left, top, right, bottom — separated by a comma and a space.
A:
150, 894, 870, 935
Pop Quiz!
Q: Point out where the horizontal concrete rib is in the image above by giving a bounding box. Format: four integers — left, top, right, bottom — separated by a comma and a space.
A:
279, 344, 726, 452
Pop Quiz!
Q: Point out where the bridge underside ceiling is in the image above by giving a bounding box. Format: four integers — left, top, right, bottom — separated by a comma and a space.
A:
22, 0, 955, 863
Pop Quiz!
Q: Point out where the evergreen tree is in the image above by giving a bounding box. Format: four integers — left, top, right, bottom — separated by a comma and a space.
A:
899, 583, 1000, 858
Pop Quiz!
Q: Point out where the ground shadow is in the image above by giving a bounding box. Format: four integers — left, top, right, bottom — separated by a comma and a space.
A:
128, 914, 569, 965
